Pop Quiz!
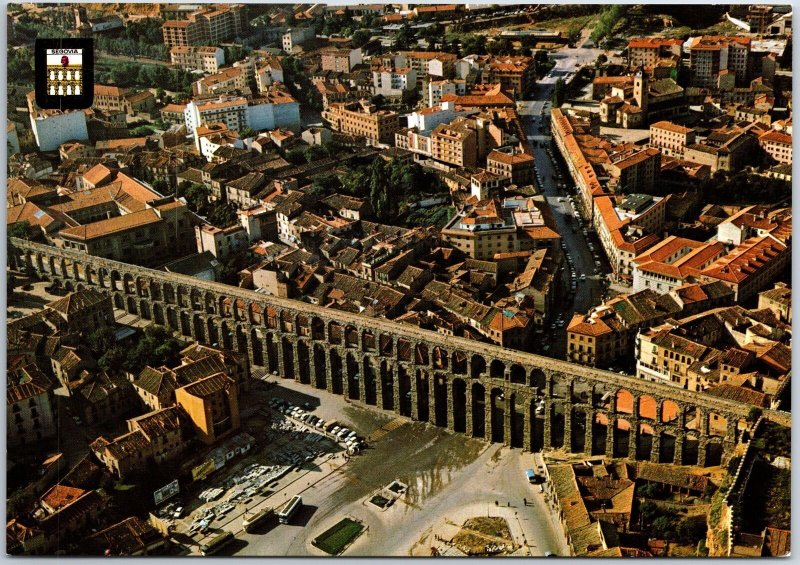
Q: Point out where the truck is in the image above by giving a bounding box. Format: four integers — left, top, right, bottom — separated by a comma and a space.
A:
525, 469, 537, 484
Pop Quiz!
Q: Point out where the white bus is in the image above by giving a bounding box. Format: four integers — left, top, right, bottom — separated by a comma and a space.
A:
277, 495, 302, 524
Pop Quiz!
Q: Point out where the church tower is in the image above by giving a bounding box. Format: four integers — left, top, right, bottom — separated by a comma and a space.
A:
633, 67, 648, 113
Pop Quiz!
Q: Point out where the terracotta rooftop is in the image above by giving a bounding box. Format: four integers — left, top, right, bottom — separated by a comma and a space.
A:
651, 120, 693, 135
487, 149, 534, 165
40, 485, 87, 513
701, 236, 787, 284
59, 208, 163, 241
83, 516, 164, 556
129, 406, 184, 441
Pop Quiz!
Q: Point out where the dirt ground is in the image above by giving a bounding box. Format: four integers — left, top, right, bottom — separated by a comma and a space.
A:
452, 517, 518, 556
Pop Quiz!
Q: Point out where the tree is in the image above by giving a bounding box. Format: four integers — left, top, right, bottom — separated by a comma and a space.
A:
460, 34, 487, 56
8, 47, 34, 84
676, 517, 707, 544
8, 221, 30, 240
152, 178, 169, 195
487, 37, 513, 55
552, 78, 566, 106
370, 94, 386, 108
120, 325, 182, 372
304, 144, 328, 163
224, 45, 246, 65
208, 202, 236, 227
636, 483, 662, 499
590, 5, 625, 43
220, 249, 249, 286
98, 346, 126, 373
651, 515, 677, 540
393, 24, 413, 50
352, 29, 371, 48
308, 173, 341, 199
286, 147, 307, 165
87, 327, 116, 357
746, 406, 763, 423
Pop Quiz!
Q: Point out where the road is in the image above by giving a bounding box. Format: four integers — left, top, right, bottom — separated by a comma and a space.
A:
96, 51, 173, 68
227, 379, 565, 557
517, 39, 610, 359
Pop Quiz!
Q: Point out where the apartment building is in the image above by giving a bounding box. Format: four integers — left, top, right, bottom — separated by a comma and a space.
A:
184, 91, 300, 139
567, 282, 734, 368
486, 149, 535, 186
27, 92, 89, 152
551, 107, 606, 213
687, 35, 751, 87
193, 66, 249, 96
627, 37, 683, 68
170, 46, 224, 73
593, 193, 666, 281
649, 121, 696, 158
481, 55, 536, 98
255, 58, 285, 92
185, 96, 247, 133
195, 223, 249, 260
397, 50, 457, 80
8, 364, 57, 448
162, 4, 247, 48
44, 288, 114, 336
632, 236, 727, 294
716, 205, 792, 246
322, 100, 400, 145
758, 130, 792, 164
683, 126, 757, 172
442, 196, 560, 261
758, 282, 791, 324
320, 47, 362, 73
635, 325, 720, 390
162, 19, 204, 49
605, 147, 661, 194
427, 78, 468, 106
431, 121, 477, 167
196, 4, 247, 44
90, 407, 189, 480
372, 66, 417, 97
566, 306, 628, 368
282, 27, 315, 53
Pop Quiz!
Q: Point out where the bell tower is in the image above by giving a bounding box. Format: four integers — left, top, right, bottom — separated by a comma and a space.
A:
633, 67, 648, 113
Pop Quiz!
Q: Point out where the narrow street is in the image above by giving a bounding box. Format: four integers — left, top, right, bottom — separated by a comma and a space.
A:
517, 38, 610, 359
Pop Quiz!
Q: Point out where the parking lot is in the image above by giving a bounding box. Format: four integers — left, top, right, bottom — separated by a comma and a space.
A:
164, 377, 565, 556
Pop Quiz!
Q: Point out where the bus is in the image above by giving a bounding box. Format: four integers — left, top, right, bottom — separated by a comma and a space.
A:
200, 531, 234, 556
242, 507, 275, 533
277, 495, 302, 524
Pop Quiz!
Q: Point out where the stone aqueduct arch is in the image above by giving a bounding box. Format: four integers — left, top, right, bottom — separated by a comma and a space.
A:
11, 239, 773, 466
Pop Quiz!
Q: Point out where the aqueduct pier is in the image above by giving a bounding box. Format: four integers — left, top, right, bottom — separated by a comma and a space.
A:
10, 239, 790, 467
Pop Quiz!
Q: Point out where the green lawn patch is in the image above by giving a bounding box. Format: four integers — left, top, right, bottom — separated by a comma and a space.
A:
312, 518, 365, 555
